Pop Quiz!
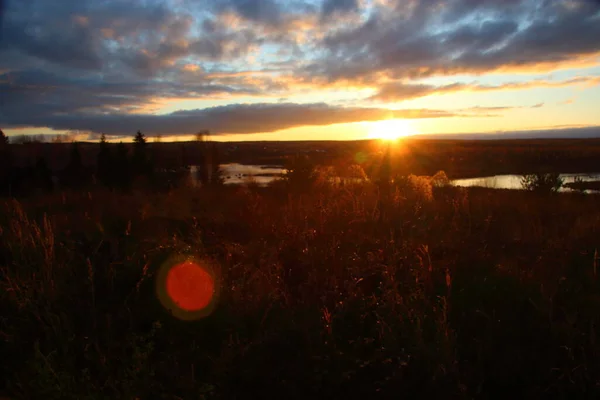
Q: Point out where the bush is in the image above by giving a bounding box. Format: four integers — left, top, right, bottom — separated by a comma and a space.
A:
520, 172, 564, 193
284, 155, 316, 190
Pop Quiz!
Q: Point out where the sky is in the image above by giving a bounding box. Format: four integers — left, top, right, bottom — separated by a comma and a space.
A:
0, 0, 599, 142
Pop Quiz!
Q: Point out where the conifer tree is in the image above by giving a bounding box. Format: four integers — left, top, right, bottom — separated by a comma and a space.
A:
0, 129, 8, 146
132, 130, 152, 178
114, 142, 131, 190
97, 134, 113, 187
0, 129, 13, 195
35, 156, 54, 192
63, 141, 87, 188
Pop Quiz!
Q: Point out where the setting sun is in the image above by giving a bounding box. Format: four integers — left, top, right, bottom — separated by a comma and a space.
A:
367, 119, 417, 141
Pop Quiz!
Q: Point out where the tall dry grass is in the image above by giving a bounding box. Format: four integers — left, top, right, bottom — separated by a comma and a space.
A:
2, 179, 600, 398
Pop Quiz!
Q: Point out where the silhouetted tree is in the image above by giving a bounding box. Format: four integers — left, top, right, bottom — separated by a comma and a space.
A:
375, 144, 393, 221
63, 142, 88, 188
114, 142, 131, 190
195, 130, 209, 143
285, 154, 316, 191
180, 144, 189, 168
0, 129, 14, 195
34, 156, 54, 192
209, 143, 223, 186
521, 172, 564, 193
377, 143, 392, 198
133, 130, 146, 145
69, 141, 83, 169
97, 134, 113, 187
132, 130, 152, 178
0, 129, 8, 146
194, 131, 209, 185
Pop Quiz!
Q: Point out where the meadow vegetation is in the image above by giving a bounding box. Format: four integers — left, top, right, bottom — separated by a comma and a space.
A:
2, 131, 600, 398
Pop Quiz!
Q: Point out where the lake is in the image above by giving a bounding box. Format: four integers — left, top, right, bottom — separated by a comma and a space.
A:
452, 173, 600, 192
194, 164, 600, 192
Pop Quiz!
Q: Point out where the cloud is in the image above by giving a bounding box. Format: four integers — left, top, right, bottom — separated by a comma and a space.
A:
1, 0, 599, 136
215, 0, 283, 25
1, 102, 471, 136
309, 0, 600, 82
369, 76, 600, 102
0, 69, 269, 123
462, 104, 542, 113
322, 0, 359, 17
0, 0, 271, 78
419, 125, 600, 140
558, 98, 576, 105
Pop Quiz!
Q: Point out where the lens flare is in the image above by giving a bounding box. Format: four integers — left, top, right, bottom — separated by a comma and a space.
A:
156, 256, 218, 320
166, 262, 214, 311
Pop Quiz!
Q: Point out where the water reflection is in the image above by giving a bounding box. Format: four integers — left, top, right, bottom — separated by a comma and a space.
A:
192, 163, 285, 186
452, 173, 600, 193
193, 164, 600, 193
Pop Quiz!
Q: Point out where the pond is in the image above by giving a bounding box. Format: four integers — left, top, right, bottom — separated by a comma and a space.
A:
221, 163, 286, 185
451, 173, 600, 193
189, 163, 286, 186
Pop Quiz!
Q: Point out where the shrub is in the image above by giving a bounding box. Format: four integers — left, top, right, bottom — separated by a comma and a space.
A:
520, 172, 564, 193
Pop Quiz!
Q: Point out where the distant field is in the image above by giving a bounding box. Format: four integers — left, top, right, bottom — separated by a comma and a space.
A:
10, 138, 600, 179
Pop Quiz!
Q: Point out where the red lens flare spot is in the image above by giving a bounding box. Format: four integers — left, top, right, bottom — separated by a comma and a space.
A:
166, 262, 215, 311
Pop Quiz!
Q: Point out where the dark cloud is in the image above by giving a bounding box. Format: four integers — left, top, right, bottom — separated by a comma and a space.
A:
369, 77, 600, 102
322, 0, 359, 17
1, 102, 467, 136
310, 0, 600, 82
0, 69, 266, 122
0, 0, 266, 78
217, 0, 283, 24
441, 20, 519, 53
1, 0, 185, 72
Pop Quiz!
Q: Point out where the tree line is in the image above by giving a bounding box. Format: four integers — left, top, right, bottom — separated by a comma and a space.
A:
0, 129, 222, 196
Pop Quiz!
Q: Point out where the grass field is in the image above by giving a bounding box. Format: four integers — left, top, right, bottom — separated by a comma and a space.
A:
2, 175, 600, 398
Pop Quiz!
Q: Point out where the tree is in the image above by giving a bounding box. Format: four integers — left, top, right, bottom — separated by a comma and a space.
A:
0, 129, 8, 146
194, 131, 209, 185
68, 141, 83, 170
378, 143, 392, 185
63, 142, 88, 188
195, 130, 209, 143
285, 154, 316, 190
132, 130, 151, 177
114, 142, 131, 190
34, 156, 54, 192
97, 134, 113, 187
521, 172, 564, 193
209, 143, 223, 186
0, 129, 14, 195
52, 135, 65, 143
134, 130, 146, 145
